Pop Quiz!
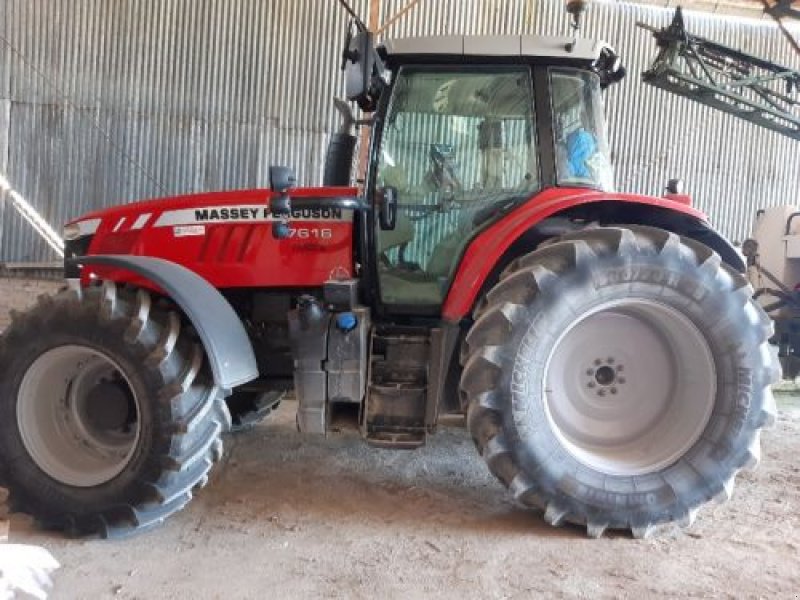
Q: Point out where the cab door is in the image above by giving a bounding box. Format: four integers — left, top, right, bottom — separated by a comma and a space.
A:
370, 66, 540, 311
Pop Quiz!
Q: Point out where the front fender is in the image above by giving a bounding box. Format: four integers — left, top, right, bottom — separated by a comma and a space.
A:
71, 255, 258, 392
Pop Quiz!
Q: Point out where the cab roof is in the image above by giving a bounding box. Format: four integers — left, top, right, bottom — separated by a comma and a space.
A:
380, 35, 611, 63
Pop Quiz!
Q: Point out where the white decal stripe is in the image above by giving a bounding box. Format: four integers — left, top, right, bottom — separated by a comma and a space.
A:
153, 204, 353, 227
131, 213, 152, 230
113, 217, 126, 232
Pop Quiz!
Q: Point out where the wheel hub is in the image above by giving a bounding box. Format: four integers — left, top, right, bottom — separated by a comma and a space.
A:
82, 380, 134, 431
543, 299, 716, 477
586, 360, 627, 396
17, 345, 141, 487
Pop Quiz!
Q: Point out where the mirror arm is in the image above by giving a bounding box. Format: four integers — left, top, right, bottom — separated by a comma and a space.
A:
269, 166, 296, 239
291, 196, 370, 212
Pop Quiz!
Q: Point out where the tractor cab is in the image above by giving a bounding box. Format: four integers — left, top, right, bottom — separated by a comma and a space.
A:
348, 34, 624, 309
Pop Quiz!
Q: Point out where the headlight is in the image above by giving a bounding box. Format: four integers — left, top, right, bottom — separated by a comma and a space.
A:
63, 223, 82, 241
63, 218, 101, 241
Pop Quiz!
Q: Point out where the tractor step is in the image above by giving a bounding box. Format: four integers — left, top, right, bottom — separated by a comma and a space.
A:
364, 329, 431, 448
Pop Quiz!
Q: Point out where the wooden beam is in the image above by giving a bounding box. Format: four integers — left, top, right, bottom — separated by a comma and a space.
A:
377, 0, 426, 35
369, 0, 382, 31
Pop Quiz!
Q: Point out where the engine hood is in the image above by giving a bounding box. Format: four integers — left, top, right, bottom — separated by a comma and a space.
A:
64, 185, 359, 290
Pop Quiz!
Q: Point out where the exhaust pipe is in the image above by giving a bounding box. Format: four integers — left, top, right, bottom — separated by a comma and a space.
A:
323, 98, 358, 187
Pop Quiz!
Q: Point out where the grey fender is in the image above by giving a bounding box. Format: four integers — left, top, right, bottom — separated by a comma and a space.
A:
71, 255, 258, 392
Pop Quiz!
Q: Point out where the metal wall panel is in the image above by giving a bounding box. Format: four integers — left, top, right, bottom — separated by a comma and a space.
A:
0, 0, 370, 260
0, 0, 798, 261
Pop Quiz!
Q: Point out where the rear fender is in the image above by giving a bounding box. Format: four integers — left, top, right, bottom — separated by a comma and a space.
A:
442, 191, 742, 322
677, 221, 745, 273
71, 255, 258, 392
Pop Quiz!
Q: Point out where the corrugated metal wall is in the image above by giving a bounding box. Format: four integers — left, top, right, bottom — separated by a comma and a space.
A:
1, 0, 798, 261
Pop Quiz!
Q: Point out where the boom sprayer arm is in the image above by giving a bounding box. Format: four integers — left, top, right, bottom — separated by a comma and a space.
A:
639, 7, 800, 140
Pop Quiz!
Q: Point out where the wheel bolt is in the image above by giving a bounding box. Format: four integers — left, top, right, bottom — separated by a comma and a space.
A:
598, 389, 606, 397
607, 357, 615, 364
588, 381, 596, 388
594, 359, 603, 366
618, 377, 626, 384
586, 369, 595, 376
610, 387, 618, 395
616, 365, 624, 372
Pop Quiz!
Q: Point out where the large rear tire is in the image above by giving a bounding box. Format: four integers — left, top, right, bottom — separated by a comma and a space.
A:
461, 226, 780, 538
0, 282, 229, 538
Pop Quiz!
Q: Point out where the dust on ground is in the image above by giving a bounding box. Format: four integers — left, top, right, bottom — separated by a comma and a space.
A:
1, 395, 798, 600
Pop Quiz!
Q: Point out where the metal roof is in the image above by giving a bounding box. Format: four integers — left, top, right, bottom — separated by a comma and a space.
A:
381, 35, 610, 61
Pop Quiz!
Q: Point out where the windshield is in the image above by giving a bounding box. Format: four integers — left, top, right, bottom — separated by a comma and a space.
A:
374, 66, 539, 306
551, 68, 614, 192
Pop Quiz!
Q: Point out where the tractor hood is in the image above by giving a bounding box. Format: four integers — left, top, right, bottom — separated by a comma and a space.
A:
63, 186, 359, 290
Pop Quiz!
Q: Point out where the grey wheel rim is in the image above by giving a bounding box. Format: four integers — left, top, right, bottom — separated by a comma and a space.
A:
543, 299, 717, 477
17, 345, 141, 487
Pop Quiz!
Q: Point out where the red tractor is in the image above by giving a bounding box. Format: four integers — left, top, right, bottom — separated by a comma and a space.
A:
0, 15, 779, 539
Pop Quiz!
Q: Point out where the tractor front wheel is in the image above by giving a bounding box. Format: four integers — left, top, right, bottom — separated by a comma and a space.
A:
461, 226, 779, 537
226, 390, 283, 432
0, 283, 228, 538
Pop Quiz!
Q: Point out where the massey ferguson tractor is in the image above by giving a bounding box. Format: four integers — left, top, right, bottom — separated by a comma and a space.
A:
0, 5, 779, 539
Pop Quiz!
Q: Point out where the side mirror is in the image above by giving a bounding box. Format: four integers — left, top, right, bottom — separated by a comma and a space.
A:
270, 166, 296, 239
597, 48, 627, 89
378, 187, 398, 231
343, 28, 380, 112
269, 166, 296, 193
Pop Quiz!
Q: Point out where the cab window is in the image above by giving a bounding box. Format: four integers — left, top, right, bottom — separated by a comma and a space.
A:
375, 66, 538, 307
550, 68, 614, 192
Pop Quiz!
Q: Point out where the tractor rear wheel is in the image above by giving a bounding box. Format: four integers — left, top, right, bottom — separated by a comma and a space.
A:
0, 283, 229, 538
461, 226, 779, 538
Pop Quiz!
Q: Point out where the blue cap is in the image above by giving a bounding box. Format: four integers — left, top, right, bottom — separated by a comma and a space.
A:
336, 312, 358, 332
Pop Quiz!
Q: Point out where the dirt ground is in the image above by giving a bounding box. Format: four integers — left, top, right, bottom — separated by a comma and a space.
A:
1, 279, 799, 599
